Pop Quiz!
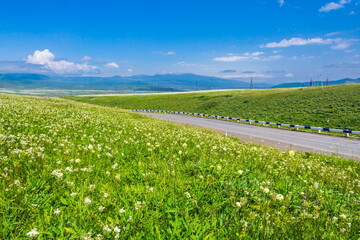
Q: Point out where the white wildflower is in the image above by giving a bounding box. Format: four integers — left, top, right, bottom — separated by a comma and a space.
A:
95, 234, 103, 240
84, 197, 92, 204
53, 208, 61, 215
119, 208, 125, 213
26, 228, 40, 238
135, 201, 146, 210
98, 206, 105, 211
51, 169, 63, 179
103, 225, 111, 232
185, 192, 191, 198
275, 194, 284, 201
262, 187, 270, 194
112, 163, 118, 169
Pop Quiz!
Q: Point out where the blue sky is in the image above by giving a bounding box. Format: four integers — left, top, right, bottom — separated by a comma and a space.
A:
0, 0, 359, 83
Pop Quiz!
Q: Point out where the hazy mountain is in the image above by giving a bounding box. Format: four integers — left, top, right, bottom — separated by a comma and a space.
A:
272, 78, 360, 88
0, 73, 271, 91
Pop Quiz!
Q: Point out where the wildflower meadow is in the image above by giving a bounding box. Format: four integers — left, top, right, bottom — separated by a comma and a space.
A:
0, 94, 359, 239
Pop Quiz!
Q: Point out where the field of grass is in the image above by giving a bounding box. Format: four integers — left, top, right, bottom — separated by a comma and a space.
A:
66, 84, 360, 131
0, 94, 359, 239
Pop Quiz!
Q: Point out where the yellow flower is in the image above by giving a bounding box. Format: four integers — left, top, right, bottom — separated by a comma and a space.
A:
288, 150, 295, 157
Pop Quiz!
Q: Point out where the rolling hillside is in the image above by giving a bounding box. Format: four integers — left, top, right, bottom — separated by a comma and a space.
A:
67, 84, 360, 131
0, 93, 359, 238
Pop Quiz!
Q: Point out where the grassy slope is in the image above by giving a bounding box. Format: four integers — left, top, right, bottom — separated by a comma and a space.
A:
0, 94, 359, 239
66, 84, 360, 131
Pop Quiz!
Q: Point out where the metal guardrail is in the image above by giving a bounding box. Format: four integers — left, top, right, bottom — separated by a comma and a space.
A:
132, 109, 360, 135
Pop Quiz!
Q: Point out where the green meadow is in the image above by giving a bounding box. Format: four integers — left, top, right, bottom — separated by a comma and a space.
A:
0, 93, 359, 239
66, 84, 360, 132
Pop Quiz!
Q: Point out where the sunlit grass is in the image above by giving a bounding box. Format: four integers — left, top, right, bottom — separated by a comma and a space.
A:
0, 93, 359, 239
66, 84, 360, 132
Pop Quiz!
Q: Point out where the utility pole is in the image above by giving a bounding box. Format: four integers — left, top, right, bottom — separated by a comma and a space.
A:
250, 77, 253, 89
310, 78, 313, 87
326, 77, 329, 86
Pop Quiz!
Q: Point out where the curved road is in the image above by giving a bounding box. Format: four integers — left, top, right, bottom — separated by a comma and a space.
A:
144, 113, 360, 161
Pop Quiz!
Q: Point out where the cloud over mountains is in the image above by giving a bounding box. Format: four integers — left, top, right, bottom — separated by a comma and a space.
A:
26, 49, 99, 74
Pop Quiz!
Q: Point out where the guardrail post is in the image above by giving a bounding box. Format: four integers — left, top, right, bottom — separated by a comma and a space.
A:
136, 109, 359, 136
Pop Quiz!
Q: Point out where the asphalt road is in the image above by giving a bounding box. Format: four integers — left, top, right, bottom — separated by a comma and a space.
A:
144, 113, 360, 160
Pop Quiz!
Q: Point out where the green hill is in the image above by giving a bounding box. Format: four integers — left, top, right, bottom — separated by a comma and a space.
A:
0, 93, 359, 239
66, 84, 360, 131
272, 78, 360, 88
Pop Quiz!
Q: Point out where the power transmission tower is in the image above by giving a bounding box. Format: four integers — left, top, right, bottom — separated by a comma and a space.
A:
326, 77, 329, 86
310, 78, 313, 87
250, 77, 254, 89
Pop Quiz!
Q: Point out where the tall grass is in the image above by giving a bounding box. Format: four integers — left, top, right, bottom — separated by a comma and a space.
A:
0, 94, 359, 239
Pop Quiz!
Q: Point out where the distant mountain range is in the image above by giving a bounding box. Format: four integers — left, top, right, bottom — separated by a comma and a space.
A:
0, 73, 359, 92
0, 73, 271, 91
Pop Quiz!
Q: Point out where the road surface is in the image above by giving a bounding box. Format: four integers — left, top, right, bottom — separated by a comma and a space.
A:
144, 113, 360, 161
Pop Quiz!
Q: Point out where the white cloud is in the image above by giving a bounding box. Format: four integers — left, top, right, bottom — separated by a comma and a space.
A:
279, 0, 285, 7
81, 56, 92, 62
214, 52, 282, 62
165, 51, 176, 55
264, 55, 284, 61
263, 37, 355, 50
153, 51, 176, 56
292, 55, 315, 60
213, 56, 248, 62
331, 42, 351, 49
127, 68, 134, 72
26, 49, 98, 74
175, 61, 196, 66
285, 73, 294, 77
106, 62, 120, 68
263, 37, 334, 48
325, 31, 341, 37
319, 2, 344, 12
339, 0, 350, 4
319, 0, 351, 12
26, 49, 55, 65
